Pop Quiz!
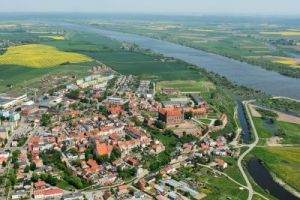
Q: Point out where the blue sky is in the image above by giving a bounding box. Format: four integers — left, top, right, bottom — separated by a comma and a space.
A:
0, 0, 299, 15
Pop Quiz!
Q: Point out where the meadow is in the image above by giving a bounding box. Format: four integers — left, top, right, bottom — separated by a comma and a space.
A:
156, 80, 215, 93
0, 44, 91, 68
253, 117, 300, 145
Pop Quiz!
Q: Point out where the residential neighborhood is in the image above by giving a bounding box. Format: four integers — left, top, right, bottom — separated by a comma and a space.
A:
0, 65, 236, 200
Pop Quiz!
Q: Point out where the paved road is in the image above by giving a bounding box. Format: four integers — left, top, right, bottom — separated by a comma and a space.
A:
237, 100, 259, 200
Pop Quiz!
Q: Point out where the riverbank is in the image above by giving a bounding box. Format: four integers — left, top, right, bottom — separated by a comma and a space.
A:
61, 22, 300, 100
86, 21, 300, 79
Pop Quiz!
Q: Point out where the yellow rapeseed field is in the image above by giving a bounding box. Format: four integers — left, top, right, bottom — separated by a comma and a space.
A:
39, 35, 65, 40
0, 44, 91, 68
260, 31, 300, 36
274, 59, 297, 65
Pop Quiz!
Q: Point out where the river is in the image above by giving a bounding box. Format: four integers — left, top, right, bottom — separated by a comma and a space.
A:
60, 23, 300, 100
247, 159, 299, 200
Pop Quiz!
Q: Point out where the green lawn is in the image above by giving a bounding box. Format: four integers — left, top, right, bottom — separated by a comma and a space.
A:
199, 118, 212, 124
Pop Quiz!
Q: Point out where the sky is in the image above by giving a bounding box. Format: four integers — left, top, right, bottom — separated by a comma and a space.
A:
0, 0, 299, 16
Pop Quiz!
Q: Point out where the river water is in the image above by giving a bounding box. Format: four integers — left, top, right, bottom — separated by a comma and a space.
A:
247, 159, 299, 200
61, 23, 300, 100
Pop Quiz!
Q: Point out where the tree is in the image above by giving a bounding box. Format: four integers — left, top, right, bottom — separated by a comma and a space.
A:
24, 165, 30, 173
214, 119, 223, 126
8, 169, 16, 186
155, 120, 166, 129
31, 173, 39, 182
110, 147, 121, 162
41, 113, 52, 126
123, 102, 130, 112
65, 89, 80, 100
98, 105, 109, 116
30, 162, 36, 171
96, 155, 109, 164
184, 112, 192, 120
65, 175, 84, 189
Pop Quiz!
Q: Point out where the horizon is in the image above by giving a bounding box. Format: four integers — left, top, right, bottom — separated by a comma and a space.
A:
0, 0, 300, 16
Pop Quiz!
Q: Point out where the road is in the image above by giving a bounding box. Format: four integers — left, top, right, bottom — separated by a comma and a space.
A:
237, 100, 259, 200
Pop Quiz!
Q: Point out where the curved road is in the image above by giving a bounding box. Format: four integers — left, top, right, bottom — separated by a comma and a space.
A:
238, 100, 259, 200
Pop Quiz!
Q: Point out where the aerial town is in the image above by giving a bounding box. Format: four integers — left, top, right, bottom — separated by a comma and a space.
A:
0, 65, 233, 200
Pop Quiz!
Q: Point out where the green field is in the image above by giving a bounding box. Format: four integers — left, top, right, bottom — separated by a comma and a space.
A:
253, 117, 300, 145
0, 44, 91, 68
88, 18, 300, 78
156, 80, 215, 93
0, 24, 207, 93
251, 147, 300, 192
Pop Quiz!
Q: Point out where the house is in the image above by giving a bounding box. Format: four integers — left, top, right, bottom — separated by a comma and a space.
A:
62, 192, 84, 200
95, 141, 113, 156
34, 181, 46, 190
215, 158, 228, 169
83, 159, 101, 175
117, 185, 129, 195
0, 151, 9, 165
125, 156, 139, 166
103, 191, 113, 200
108, 105, 122, 115
33, 187, 64, 199
11, 191, 27, 200
189, 107, 207, 118
137, 178, 147, 190
191, 94, 207, 107
219, 113, 228, 126
160, 165, 176, 176
158, 107, 184, 125
150, 142, 165, 154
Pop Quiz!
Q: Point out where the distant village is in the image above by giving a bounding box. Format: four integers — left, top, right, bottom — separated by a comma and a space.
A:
0, 64, 235, 200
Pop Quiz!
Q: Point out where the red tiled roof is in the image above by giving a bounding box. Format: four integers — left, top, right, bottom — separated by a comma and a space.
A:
159, 108, 183, 116
34, 181, 46, 188
95, 141, 113, 156
118, 185, 128, 191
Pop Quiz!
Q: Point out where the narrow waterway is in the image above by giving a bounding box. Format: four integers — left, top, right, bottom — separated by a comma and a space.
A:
247, 159, 299, 200
237, 101, 251, 144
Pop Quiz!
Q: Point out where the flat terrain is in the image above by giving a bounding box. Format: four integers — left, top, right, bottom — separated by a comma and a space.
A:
87, 17, 300, 78
0, 23, 206, 93
0, 44, 91, 68
156, 80, 215, 93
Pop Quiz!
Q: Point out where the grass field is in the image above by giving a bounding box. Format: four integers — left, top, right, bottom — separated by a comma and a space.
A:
253, 117, 300, 145
90, 19, 300, 78
0, 44, 91, 68
251, 147, 300, 192
156, 80, 215, 93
